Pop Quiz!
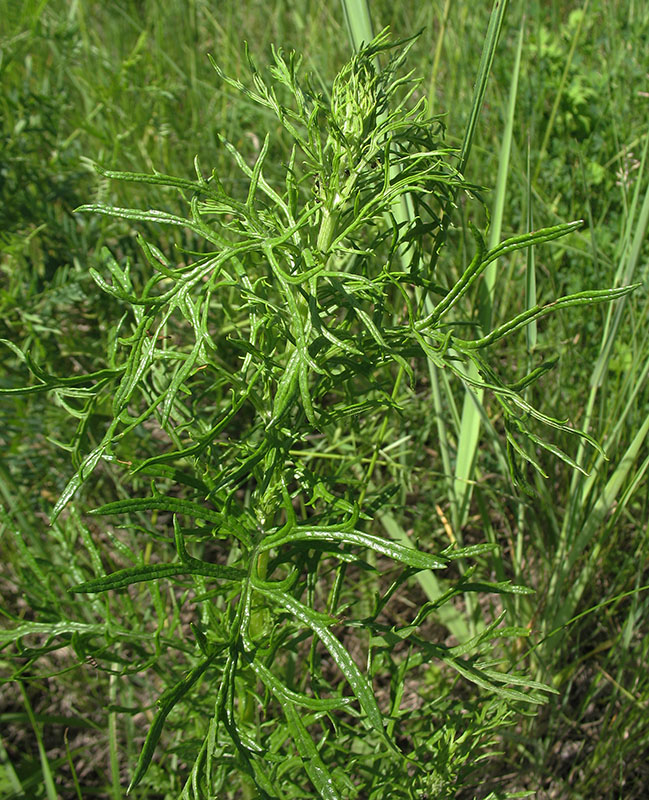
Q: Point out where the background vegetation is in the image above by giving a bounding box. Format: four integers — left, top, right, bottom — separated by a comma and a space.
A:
1, 0, 648, 797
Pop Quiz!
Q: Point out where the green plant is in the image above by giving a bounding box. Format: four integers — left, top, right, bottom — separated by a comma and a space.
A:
1, 23, 637, 799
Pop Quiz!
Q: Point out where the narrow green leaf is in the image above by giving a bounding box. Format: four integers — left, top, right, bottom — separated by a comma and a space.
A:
89, 496, 223, 525
455, 284, 638, 349
128, 463, 210, 492
550, 412, 649, 631
127, 651, 219, 793
445, 656, 547, 704
458, 0, 509, 174
443, 543, 498, 560
0, 340, 124, 394
0, 620, 108, 646
51, 423, 118, 523
76, 203, 194, 229
70, 560, 244, 594
92, 162, 212, 195
249, 656, 352, 711
256, 586, 396, 751
131, 367, 261, 472
280, 701, 341, 800
19, 685, 58, 800
260, 526, 446, 569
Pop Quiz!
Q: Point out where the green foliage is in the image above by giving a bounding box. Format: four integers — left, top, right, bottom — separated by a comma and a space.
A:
3, 23, 635, 797
1, 2, 648, 799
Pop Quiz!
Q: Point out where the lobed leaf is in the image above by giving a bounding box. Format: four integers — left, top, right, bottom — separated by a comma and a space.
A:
454, 284, 639, 349
248, 656, 352, 712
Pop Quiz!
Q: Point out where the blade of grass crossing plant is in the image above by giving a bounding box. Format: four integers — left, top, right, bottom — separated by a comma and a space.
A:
452, 378, 482, 533
427, 360, 456, 512
578, 156, 649, 449
569, 451, 649, 627
426, 0, 451, 117
524, 137, 537, 353
443, 5, 520, 535
109, 674, 121, 800
565, 148, 649, 515
592, 174, 649, 393
480, 15, 524, 329
128, 651, 219, 793
515, 143, 538, 583
458, 0, 509, 175
280, 701, 342, 800
340, 0, 374, 51
422, 3, 510, 556
578, 349, 649, 510
0, 736, 24, 796
338, 1, 416, 272
433, 0, 507, 530
63, 730, 84, 800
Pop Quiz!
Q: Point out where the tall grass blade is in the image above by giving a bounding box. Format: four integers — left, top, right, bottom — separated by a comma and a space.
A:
450, 9, 531, 531
340, 0, 375, 50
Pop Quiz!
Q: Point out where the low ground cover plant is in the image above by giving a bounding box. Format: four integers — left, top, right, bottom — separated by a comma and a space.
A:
2, 2, 648, 798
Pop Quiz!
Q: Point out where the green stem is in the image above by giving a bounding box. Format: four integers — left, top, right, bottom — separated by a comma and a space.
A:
316, 206, 338, 253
